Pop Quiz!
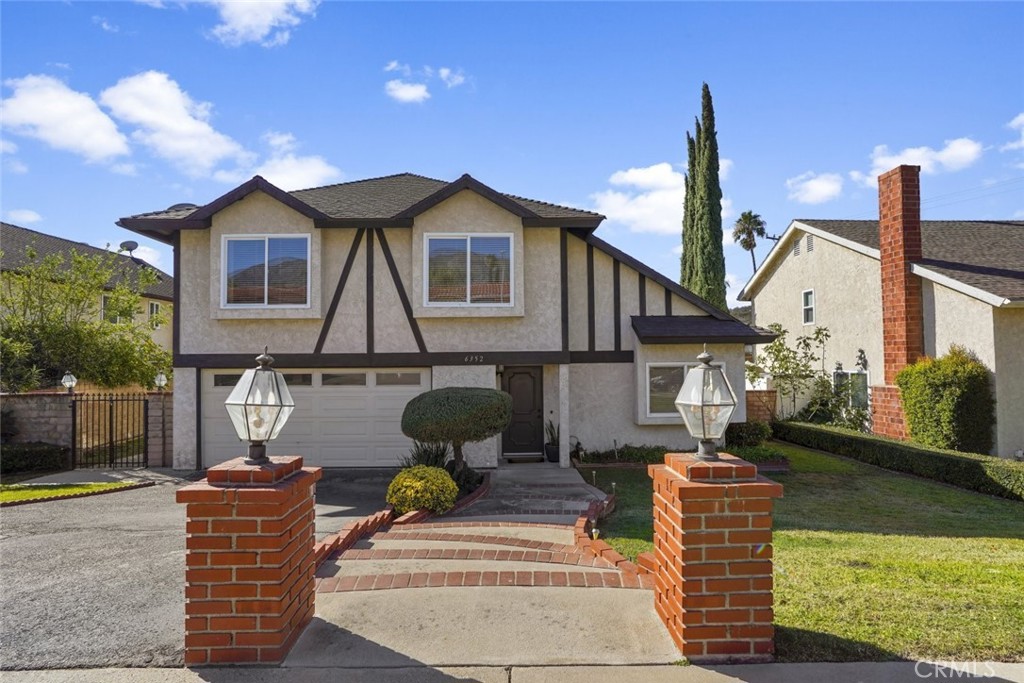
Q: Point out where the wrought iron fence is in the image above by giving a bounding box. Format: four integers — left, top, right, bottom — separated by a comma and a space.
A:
71, 393, 149, 468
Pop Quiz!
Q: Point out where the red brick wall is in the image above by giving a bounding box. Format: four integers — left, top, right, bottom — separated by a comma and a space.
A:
745, 390, 777, 424
871, 385, 907, 440
177, 456, 321, 666
879, 164, 924, 386
646, 452, 782, 663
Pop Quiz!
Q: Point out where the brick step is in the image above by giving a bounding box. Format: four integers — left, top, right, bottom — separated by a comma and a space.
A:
362, 530, 579, 554
318, 558, 616, 579
328, 546, 614, 569
315, 569, 654, 593
383, 524, 575, 545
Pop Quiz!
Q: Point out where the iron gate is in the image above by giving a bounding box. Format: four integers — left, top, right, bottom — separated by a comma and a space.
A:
71, 394, 149, 468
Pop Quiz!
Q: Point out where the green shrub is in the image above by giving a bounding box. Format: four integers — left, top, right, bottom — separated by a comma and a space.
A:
401, 387, 512, 472
583, 444, 671, 464
400, 441, 451, 469
385, 465, 459, 515
731, 444, 788, 464
725, 421, 772, 448
772, 422, 1024, 501
0, 442, 70, 475
895, 345, 995, 453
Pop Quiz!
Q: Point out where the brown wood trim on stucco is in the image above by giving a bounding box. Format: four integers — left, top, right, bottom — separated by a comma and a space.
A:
376, 228, 427, 354
314, 228, 365, 354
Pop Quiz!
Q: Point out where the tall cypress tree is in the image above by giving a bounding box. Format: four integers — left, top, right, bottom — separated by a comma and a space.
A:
680, 83, 727, 310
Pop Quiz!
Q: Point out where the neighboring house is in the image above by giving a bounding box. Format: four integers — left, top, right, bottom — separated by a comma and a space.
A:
118, 172, 774, 470
0, 222, 174, 351
740, 165, 1024, 458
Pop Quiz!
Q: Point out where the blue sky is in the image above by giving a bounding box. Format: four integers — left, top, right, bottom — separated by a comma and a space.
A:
2, 1, 1022, 307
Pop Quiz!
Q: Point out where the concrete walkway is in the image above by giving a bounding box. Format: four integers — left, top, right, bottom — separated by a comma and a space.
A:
5, 662, 1024, 682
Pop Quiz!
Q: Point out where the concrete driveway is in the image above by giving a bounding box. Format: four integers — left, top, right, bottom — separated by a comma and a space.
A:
0, 467, 394, 670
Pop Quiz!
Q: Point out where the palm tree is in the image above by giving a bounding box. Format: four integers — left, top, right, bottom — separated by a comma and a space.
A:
732, 211, 767, 274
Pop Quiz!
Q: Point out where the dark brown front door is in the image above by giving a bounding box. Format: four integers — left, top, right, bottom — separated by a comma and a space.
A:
501, 366, 544, 454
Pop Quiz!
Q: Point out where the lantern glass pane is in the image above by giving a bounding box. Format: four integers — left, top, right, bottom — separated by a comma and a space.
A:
225, 402, 250, 442
674, 364, 737, 440
225, 368, 257, 406
244, 404, 280, 442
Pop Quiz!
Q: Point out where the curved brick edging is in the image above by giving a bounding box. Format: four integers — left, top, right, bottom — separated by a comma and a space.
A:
314, 507, 395, 569
316, 569, 654, 593
337, 546, 614, 568
0, 481, 155, 508
447, 471, 492, 514
572, 496, 643, 575
395, 520, 574, 530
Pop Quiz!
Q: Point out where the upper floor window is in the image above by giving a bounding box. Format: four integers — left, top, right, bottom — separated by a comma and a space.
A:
149, 302, 161, 328
425, 234, 512, 306
222, 235, 310, 308
802, 289, 815, 325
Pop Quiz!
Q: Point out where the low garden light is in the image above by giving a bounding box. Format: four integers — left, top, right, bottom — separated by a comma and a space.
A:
224, 348, 294, 465
674, 348, 737, 461
154, 372, 168, 390
61, 371, 77, 395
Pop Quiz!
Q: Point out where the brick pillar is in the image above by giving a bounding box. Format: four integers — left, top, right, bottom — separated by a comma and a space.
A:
147, 391, 173, 467
176, 456, 321, 666
873, 164, 923, 439
647, 452, 783, 663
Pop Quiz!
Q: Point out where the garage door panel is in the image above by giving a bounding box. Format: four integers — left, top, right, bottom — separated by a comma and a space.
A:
202, 368, 429, 468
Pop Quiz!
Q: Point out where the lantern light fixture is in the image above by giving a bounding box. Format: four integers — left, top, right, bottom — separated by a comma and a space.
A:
61, 372, 78, 395
223, 348, 294, 465
673, 347, 737, 461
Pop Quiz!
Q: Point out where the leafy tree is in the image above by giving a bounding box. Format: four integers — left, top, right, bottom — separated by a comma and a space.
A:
732, 211, 767, 275
680, 82, 727, 310
0, 245, 171, 391
747, 323, 830, 418
401, 387, 512, 473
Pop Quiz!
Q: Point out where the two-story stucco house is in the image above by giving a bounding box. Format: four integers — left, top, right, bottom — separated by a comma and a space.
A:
740, 165, 1024, 458
118, 173, 774, 470
1, 222, 174, 352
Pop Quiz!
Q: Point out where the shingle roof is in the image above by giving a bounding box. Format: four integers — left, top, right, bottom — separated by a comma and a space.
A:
631, 316, 778, 345
799, 219, 1024, 303
125, 173, 603, 223
0, 222, 174, 301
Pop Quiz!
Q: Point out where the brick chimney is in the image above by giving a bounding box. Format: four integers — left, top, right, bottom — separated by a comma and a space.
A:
878, 165, 924, 385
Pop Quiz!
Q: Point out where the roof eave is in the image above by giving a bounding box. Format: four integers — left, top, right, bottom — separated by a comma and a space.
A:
395, 174, 540, 220
910, 263, 1018, 308
634, 333, 778, 345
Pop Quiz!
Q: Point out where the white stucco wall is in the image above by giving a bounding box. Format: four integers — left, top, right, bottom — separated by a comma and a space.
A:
750, 231, 883, 413
993, 308, 1024, 458
172, 367, 197, 469
431, 364, 500, 468
923, 280, 995, 367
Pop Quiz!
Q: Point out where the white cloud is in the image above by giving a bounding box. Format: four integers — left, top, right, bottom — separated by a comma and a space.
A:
206, 0, 320, 47
385, 79, 430, 104
4, 158, 28, 174
1001, 112, 1024, 152
384, 60, 412, 77
92, 16, 119, 33
850, 137, 984, 187
251, 130, 341, 190
438, 67, 466, 89
1, 74, 130, 164
594, 162, 734, 237
720, 197, 735, 224
785, 171, 844, 204
725, 272, 743, 308
6, 209, 42, 224
131, 245, 164, 268
0, 139, 16, 154
719, 158, 733, 182
134, 0, 165, 7
100, 71, 250, 178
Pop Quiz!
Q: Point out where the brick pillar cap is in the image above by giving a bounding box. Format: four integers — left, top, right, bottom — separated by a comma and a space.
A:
205, 455, 306, 485
663, 452, 759, 482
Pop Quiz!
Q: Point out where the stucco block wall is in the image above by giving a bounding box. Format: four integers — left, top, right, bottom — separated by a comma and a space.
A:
172, 368, 198, 469
751, 232, 883, 412
431, 364, 500, 468
1, 393, 73, 447
993, 308, 1024, 458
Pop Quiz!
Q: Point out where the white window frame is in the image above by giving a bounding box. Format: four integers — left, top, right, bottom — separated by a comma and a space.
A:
423, 233, 515, 308
645, 361, 726, 419
802, 289, 815, 325
149, 301, 161, 329
834, 369, 870, 409
220, 234, 312, 309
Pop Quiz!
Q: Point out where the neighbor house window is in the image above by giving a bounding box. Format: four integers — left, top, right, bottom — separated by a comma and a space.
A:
425, 234, 513, 306
646, 362, 727, 418
149, 302, 161, 329
802, 289, 815, 325
833, 370, 869, 409
223, 235, 310, 307
101, 295, 133, 323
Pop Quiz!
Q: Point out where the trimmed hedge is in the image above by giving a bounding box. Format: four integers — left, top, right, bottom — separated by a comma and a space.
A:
773, 421, 1024, 501
1, 442, 70, 475
895, 345, 995, 453
401, 388, 512, 445
386, 465, 459, 515
726, 421, 772, 448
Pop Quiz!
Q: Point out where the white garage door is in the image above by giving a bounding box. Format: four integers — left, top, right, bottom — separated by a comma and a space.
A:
201, 368, 431, 468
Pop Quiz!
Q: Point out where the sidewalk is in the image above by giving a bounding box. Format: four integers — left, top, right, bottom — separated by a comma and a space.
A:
4, 662, 1024, 682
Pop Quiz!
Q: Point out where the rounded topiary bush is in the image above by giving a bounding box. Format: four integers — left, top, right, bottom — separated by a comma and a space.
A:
401, 387, 513, 472
385, 465, 459, 515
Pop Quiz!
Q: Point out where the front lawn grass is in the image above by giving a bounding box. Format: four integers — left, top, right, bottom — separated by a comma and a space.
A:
0, 482, 137, 504
580, 441, 1024, 662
